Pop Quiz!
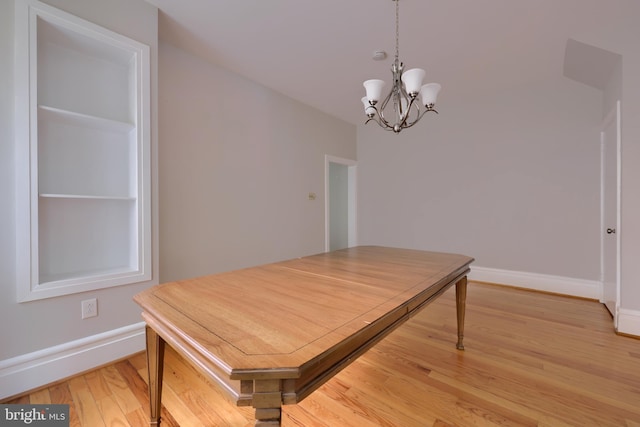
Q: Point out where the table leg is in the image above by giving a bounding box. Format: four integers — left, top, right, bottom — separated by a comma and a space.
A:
455, 276, 467, 350
145, 326, 165, 426
252, 379, 283, 426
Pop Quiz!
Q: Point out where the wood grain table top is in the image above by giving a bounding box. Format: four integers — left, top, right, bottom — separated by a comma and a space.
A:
134, 246, 473, 380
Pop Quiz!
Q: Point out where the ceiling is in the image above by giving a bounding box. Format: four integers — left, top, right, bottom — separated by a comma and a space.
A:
144, 0, 622, 125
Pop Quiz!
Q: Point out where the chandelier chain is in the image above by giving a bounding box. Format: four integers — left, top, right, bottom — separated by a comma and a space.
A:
395, 0, 400, 64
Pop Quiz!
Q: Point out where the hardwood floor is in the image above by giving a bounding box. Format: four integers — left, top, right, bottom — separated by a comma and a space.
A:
4, 282, 640, 426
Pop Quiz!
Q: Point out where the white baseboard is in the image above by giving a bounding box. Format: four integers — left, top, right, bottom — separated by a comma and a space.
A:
617, 308, 640, 337
469, 266, 602, 300
0, 322, 146, 400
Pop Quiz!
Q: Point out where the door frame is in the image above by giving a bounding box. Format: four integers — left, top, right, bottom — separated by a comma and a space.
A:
324, 155, 357, 252
600, 100, 621, 326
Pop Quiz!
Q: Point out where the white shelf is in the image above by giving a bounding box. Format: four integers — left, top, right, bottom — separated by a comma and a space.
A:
38, 105, 135, 133
40, 194, 136, 201
39, 266, 140, 288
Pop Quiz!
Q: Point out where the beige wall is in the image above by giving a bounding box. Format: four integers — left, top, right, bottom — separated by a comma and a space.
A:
357, 76, 602, 279
0, 2, 16, 343
158, 42, 356, 282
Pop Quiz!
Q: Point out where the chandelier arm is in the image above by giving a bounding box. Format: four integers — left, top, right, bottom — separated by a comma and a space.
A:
400, 107, 440, 130
400, 98, 420, 128
375, 87, 397, 129
397, 87, 416, 128
402, 113, 424, 129
365, 114, 395, 131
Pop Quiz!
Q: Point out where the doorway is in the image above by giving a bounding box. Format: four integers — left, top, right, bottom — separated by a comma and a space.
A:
600, 100, 620, 325
325, 156, 357, 252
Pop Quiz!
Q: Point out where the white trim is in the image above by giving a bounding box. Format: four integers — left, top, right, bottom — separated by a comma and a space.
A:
615, 100, 622, 325
469, 266, 602, 300
347, 165, 357, 248
0, 322, 145, 400
599, 106, 612, 289
599, 100, 622, 326
617, 309, 640, 337
324, 155, 358, 252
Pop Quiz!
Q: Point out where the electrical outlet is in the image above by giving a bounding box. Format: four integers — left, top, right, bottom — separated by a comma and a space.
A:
81, 298, 98, 319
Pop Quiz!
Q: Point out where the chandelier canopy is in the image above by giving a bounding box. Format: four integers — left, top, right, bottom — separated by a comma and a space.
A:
362, 0, 441, 133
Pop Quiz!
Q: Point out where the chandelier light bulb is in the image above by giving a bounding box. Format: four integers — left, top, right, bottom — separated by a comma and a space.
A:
361, 96, 376, 118
420, 83, 441, 108
363, 79, 385, 104
401, 68, 426, 98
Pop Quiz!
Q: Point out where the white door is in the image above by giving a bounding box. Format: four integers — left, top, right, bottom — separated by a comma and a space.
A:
325, 156, 357, 252
601, 101, 620, 322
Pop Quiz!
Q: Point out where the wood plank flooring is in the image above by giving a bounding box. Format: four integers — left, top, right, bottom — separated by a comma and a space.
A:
4, 282, 640, 426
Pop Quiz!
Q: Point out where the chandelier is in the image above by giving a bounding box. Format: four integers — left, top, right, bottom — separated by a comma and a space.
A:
361, 0, 441, 133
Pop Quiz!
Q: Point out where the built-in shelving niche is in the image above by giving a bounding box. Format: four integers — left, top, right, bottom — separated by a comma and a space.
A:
15, 0, 152, 301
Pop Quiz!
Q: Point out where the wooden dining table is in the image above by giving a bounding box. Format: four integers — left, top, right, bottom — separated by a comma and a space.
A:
133, 246, 474, 426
